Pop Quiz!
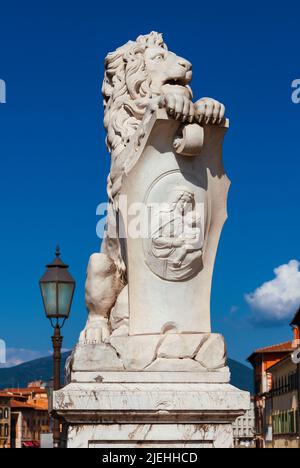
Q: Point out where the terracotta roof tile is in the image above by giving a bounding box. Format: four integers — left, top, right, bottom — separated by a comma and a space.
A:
11, 400, 35, 409
4, 388, 46, 395
11, 399, 47, 411
253, 341, 294, 353
0, 392, 12, 398
247, 341, 295, 364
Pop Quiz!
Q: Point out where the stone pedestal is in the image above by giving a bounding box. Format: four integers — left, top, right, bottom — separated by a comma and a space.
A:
54, 382, 249, 449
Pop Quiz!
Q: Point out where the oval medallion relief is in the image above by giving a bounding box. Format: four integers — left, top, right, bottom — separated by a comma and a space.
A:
143, 170, 208, 282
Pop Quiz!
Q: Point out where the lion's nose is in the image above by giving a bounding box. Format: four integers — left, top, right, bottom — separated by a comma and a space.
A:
178, 58, 192, 71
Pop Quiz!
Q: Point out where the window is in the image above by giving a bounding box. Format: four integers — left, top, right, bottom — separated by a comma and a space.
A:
272, 372, 298, 396
273, 411, 298, 435
4, 408, 9, 419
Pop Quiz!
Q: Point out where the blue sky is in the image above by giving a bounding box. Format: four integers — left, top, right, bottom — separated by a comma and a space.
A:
0, 0, 300, 367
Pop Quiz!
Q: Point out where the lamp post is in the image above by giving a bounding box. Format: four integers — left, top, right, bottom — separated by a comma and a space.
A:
39, 246, 76, 448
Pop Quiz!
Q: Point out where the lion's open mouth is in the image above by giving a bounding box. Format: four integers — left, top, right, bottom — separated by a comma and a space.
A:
164, 78, 188, 86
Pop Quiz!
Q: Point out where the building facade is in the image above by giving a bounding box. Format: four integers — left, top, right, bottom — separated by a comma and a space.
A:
0, 393, 11, 448
0, 383, 50, 449
248, 308, 300, 448
248, 341, 295, 448
233, 398, 255, 447
267, 355, 299, 448
10, 400, 50, 448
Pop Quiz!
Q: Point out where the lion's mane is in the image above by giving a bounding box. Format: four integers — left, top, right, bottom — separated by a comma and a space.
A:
101, 32, 167, 159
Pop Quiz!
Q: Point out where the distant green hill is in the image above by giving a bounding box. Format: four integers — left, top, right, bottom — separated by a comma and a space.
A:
228, 358, 254, 393
0, 353, 70, 389
0, 354, 253, 394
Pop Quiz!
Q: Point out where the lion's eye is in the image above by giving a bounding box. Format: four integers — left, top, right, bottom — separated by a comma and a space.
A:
153, 55, 164, 61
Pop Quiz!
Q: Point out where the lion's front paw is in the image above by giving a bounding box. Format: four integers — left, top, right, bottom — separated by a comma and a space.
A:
79, 317, 110, 345
194, 98, 225, 125
164, 94, 194, 123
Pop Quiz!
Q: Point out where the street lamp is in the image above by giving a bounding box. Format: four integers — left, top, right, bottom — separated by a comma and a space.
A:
39, 246, 75, 448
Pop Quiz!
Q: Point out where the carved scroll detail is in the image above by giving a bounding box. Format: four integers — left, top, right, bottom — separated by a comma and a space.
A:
173, 124, 205, 157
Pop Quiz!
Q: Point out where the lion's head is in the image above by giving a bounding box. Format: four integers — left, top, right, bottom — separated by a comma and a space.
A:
102, 32, 193, 158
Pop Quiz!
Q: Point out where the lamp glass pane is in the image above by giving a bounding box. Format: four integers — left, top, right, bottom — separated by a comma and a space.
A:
40, 282, 57, 317
58, 282, 74, 318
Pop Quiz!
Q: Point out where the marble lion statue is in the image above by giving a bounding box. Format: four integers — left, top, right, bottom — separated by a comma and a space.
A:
80, 31, 226, 344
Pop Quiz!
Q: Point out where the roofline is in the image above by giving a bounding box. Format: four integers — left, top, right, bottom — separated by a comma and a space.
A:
248, 349, 292, 356
290, 307, 300, 326
10, 400, 48, 411
247, 341, 295, 362
267, 354, 294, 372
3, 389, 46, 395
247, 349, 292, 363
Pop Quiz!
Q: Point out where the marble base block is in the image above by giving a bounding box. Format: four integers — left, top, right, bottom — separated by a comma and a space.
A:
69, 333, 229, 374
53, 382, 250, 449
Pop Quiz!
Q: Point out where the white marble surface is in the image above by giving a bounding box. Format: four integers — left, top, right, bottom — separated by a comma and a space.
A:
67, 423, 234, 449
109, 335, 161, 371
158, 334, 207, 359
79, 253, 124, 344
120, 110, 229, 336
71, 343, 124, 372
54, 382, 250, 414
195, 334, 227, 369
70, 370, 231, 384
54, 382, 249, 449
70, 333, 229, 373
